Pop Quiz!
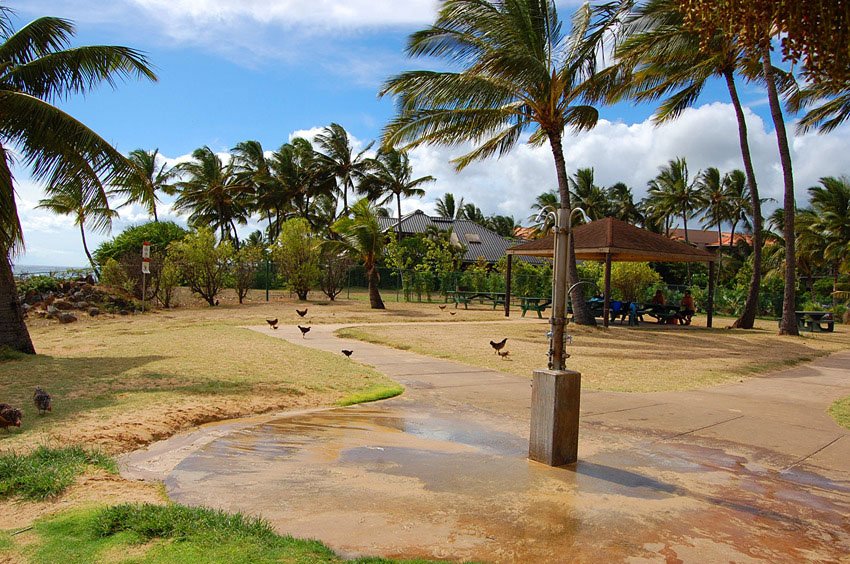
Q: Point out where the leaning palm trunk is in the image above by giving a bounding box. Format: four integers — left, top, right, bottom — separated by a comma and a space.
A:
761, 42, 798, 336
725, 70, 764, 329
0, 254, 35, 354
367, 264, 385, 309
80, 222, 99, 278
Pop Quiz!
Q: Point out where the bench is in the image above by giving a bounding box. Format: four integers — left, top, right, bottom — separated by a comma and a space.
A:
520, 297, 551, 318
447, 291, 506, 310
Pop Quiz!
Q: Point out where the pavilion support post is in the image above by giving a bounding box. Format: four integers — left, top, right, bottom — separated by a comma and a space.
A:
603, 253, 612, 328
505, 253, 513, 317
707, 260, 715, 328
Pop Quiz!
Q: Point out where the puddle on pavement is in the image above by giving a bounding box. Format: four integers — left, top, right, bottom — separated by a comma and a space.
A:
149, 401, 850, 563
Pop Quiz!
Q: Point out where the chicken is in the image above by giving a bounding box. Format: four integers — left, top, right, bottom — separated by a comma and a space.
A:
266, 318, 278, 330
341, 349, 353, 357
296, 308, 308, 318
34, 387, 52, 414
449, 311, 457, 316
438, 305, 446, 310
498, 350, 510, 360
489, 338, 508, 354
0, 404, 22, 431
297, 325, 311, 338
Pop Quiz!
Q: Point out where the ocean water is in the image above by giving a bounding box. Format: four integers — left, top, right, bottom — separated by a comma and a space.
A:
12, 264, 93, 276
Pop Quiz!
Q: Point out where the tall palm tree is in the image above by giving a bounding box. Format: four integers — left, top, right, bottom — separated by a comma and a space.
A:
435, 192, 464, 219
600, 0, 766, 328
0, 6, 155, 353
650, 158, 703, 243
723, 169, 751, 251
460, 203, 486, 223
607, 182, 643, 225
788, 81, 850, 135
232, 140, 285, 240
314, 123, 373, 216
37, 178, 118, 276
380, 0, 612, 343
332, 198, 387, 309
568, 167, 609, 221
271, 138, 333, 229
361, 148, 434, 240
174, 146, 252, 249
698, 167, 732, 270
808, 176, 850, 303
112, 148, 176, 222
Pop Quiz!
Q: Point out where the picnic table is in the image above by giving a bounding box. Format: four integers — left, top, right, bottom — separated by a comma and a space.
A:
790, 311, 834, 332
446, 291, 506, 310
520, 296, 551, 318
645, 304, 682, 324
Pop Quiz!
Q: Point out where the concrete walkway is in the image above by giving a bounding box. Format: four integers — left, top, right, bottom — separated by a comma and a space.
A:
123, 323, 850, 563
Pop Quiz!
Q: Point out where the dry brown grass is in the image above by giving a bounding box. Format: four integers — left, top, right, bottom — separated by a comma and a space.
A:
338, 316, 850, 392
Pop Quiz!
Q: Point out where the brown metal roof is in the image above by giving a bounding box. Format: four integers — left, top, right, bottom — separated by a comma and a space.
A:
507, 217, 716, 263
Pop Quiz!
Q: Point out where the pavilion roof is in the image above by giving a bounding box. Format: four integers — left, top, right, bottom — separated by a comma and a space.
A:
506, 217, 716, 263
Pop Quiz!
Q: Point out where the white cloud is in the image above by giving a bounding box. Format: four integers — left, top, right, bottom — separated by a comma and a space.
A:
14, 103, 850, 266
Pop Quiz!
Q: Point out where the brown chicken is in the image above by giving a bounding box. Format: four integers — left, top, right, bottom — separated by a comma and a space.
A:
266, 318, 278, 329
34, 387, 52, 414
0, 404, 22, 431
489, 338, 508, 354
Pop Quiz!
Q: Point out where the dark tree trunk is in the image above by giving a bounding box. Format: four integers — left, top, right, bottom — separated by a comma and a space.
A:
367, 264, 385, 309
761, 42, 798, 336
548, 132, 594, 326
725, 69, 764, 329
80, 222, 99, 278
396, 192, 403, 242
0, 254, 35, 354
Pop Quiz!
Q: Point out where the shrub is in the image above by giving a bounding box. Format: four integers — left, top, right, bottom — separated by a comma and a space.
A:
98, 258, 133, 294
600, 262, 662, 303
231, 245, 264, 304
16, 275, 60, 295
156, 255, 181, 308
168, 228, 233, 306
319, 247, 352, 301
93, 221, 187, 265
272, 219, 320, 301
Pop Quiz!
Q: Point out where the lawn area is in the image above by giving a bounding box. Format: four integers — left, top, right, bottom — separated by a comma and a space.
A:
337, 316, 850, 392
829, 396, 850, 429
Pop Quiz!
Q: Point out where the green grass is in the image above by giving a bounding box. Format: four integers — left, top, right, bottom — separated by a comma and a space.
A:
0, 345, 27, 362
0, 446, 115, 500
828, 396, 850, 429
23, 504, 441, 564
337, 383, 404, 406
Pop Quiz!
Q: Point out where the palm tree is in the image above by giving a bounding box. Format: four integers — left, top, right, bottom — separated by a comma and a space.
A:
271, 138, 333, 229
600, 0, 766, 328
808, 176, 850, 303
723, 169, 751, 251
112, 148, 176, 221
607, 182, 643, 225
569, 167, 609, 221
698, 167, 733, 270
788, 82, 850, 135
232, 140, 284, 239
0, 6, 155, 353
332, 198, 387, 309
380, 0, 612, 342
37, 178, 118, 276
435, 193, 464, 219
529, 190, 559, 234
360, 148, 434, 240
174, 146, 253, 249
485, 215, 517, 237
315, 123, 373, 216
460, 203, 486, 223
650, 158, 703, 243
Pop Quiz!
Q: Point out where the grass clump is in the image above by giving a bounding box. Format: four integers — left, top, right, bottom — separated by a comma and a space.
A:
0, 345, 27, 362
0, 446, 115, 500
26, 504, 439, 563
828, 396, 850, 430
337, 383, 404, 406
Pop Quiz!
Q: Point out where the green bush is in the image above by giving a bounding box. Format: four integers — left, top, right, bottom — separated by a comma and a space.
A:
598, 262, 661, 303
16, 275, 60, 295
168, 228, 233, 306
0, 446, 115, 500
272, 218, 320, 301
98, 258, 132, 293
93, 221, 187, 265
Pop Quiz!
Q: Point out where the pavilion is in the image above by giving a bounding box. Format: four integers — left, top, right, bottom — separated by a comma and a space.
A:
505, 217, 718, 327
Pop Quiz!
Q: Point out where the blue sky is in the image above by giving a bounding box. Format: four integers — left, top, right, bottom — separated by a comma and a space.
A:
10, 0, 850, 267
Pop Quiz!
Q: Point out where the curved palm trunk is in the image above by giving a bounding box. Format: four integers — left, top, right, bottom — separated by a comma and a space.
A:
549, 132, 594, 333
725, 70, 764, 329
0, 253, 35, 354
79, 221, 99, 278
152, 204, 158, 222
761, 43, 798, 336
396, 192, 403, 242
366, 260, 385, 309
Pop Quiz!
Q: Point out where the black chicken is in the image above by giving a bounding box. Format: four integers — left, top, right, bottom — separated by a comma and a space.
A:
266, 318, 279, 330
296, 308, 308, 317
438, 305, 446, 310
297, 325, 311, 338
498, 350, 510, 360
489, 338, 508, 354
0, 404, 22, 431
341, 350, 353, 357
34, 387, 52, 414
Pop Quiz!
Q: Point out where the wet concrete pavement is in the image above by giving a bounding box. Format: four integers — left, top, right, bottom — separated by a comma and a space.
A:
122, 323, 850, 562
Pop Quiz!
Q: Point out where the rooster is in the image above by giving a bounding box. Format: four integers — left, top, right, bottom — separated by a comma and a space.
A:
266, 318, 278, 329
297, 325, 311, 338
34, 387, 52, 414
296, 308, 308, 318
0, 404, 22, 431
341, 349, 353, 357
489, 338, 508, 354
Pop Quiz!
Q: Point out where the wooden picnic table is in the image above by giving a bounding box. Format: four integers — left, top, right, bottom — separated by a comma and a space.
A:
789, 311, 835, 332
520, 296, 551, 318
446, 291, 506, 310
645, 304, 682, 324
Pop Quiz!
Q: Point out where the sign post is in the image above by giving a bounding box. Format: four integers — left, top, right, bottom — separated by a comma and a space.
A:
141, 242, 151, 312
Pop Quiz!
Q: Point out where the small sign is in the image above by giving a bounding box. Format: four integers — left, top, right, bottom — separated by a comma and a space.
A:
142, 241, 150, 259
141, 258, 151, 274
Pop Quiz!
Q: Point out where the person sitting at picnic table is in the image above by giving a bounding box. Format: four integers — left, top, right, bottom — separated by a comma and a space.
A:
649, 289, 665, 310
679, 290, 695, 325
